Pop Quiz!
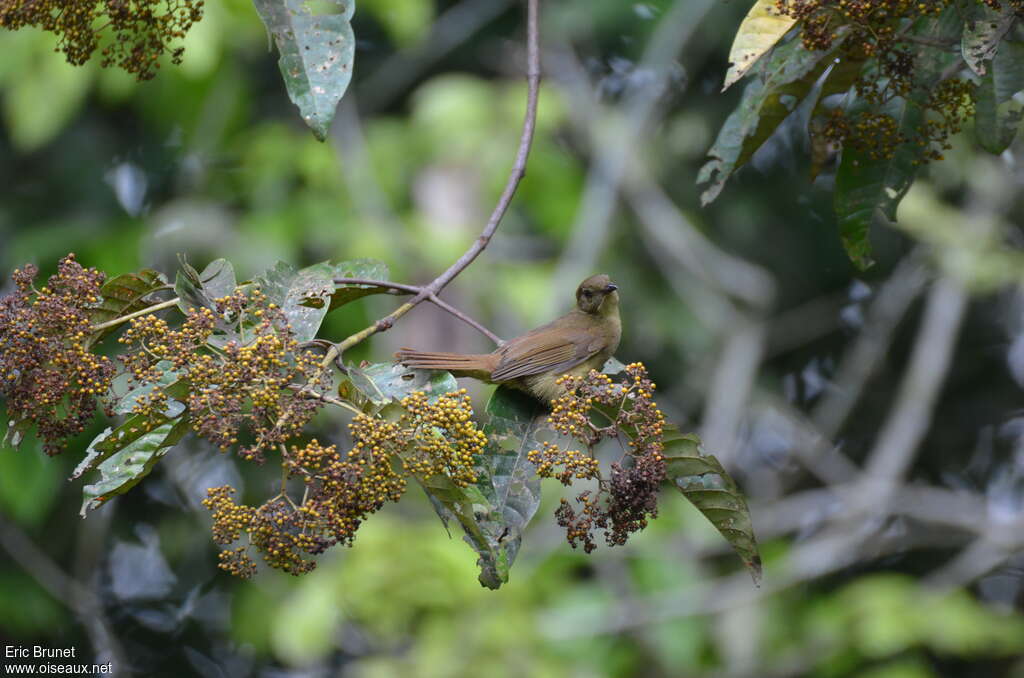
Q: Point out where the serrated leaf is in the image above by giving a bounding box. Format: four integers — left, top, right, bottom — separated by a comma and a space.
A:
79, 413, 190, 516
700, 35, 845, 205
253, 261, 333, 342
962, 4, 1016, 77
73, 377, 190, 481
723, 0, 798, 91
296, 258, 390, 311
348, 362, 458, 407
662, 429, 761, 585
462, 386, 545, 589
975, 41, 1024, 154
89, 269, 169, 342
833, 11, 960, 270
253, 0, 356, 140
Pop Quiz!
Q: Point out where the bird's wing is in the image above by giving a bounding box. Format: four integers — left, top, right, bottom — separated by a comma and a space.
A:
490, 327, 603, 381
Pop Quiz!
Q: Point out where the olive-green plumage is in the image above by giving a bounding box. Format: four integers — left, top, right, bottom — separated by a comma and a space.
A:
395, 274, 621, 402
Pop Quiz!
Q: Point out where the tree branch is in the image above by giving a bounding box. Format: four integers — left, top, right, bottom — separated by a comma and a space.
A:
317, 0, 540, 369
333, 277, 503, 345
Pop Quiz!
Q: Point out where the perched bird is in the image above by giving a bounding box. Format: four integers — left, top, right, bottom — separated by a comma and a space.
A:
396, 274, 621, 403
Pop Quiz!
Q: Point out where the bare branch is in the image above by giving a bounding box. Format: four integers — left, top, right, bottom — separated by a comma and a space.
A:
318, 0, 541, 367
332, 277, 502, 345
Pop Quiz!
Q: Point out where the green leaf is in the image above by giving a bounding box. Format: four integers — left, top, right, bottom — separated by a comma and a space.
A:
79, 413, 190, 516
961, 3, 1016, 77
89, 268, 169, 342
414, 474, 508, 586
174, 257, 237, 316
722, 0, 798, 91
463, 386, 545, 589
297, 258, 390, 311
253, 261, 334, 342
834, 11, 960, 270
111, 361, 183, 416
662, 429, 762, 585
348, 362, 458, 407
73, 376, 190, 482
833, 97, 923, 270
700, 35, 844, 205
974, 41, 1024, 154
253, 0, 357, 141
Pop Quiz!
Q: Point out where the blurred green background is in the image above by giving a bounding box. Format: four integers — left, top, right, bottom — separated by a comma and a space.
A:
2, 1, 1024, 676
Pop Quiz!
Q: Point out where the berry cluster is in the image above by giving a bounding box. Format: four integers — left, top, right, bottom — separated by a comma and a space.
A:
775, 0, 975, 162
119, 289, 325, 462
204, 389, 488, 578
0, 254, 114, 455
534, 364, 668, 553
0, 0, 204, 80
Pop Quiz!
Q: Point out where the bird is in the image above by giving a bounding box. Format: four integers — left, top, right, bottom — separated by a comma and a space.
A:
395, 274, 621, 403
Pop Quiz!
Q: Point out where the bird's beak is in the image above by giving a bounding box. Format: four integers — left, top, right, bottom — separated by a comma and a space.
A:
605, 283, 618, 292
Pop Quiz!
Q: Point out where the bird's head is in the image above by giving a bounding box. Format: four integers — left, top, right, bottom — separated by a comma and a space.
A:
575, 274, 619, 315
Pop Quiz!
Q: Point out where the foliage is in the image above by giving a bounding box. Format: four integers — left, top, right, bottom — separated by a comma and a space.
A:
0, 0, 204, 80
705, 0, 1024, 268
0, 254, 759, 589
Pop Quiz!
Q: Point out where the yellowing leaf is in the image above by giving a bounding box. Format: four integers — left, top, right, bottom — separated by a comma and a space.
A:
723, 0, 798, 92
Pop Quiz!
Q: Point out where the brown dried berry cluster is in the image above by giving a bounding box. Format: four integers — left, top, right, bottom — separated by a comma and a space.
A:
776, 0, 975, 162
0, 0, 204, 80
204, 390, 488, 577
532, 364, 667, 553
0, 254, 114, 455
119, 289, 325, 462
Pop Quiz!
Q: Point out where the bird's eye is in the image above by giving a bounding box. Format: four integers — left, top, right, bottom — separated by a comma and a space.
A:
582, 290, 592, 297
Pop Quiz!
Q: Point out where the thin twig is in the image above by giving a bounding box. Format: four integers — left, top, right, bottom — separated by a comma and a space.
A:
333, 277, 503, 345
89, 296, 179, 333
286, 383, 363, 416
317, 0, 541, 370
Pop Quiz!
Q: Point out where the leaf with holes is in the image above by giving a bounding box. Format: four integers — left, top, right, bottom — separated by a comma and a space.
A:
961, 3, 1016, 77
79, 413, 191, 516
662, 428, 762, 585
254, 0, 356, 140
297, 258, 391, 311
73, 375, 190, 482
462, 386, 545, 589
254, 261, 334, 342
722, 0, 798, 91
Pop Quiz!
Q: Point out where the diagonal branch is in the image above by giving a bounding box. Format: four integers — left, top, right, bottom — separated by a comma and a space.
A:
317, 0, 541, 369
333, 277, 502, 345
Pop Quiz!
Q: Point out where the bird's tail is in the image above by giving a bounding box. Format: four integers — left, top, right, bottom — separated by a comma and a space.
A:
394, 349, 496, 380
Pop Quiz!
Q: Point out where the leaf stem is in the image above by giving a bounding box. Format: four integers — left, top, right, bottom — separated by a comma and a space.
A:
89, 297, 180, 333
